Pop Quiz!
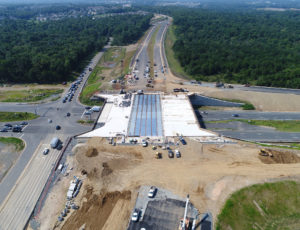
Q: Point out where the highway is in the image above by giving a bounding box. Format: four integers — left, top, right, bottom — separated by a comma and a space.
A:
201, 110, 300, 142
132, 20, 169, 90
202, 110, 300, 121
0, 44, 109, 230
199, 82, 300, 95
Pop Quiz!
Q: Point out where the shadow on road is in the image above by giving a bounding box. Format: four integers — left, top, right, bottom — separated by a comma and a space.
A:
194, 108, 206, 129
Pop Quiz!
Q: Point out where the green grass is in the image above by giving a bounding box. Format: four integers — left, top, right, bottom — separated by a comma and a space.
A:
0, 112, 38, 122
80, 47, 128, 106
0, 137, 25, 151
216, 181, 300, 230
77, 119, 94, 125
207, 119, 300, 132
165, 25, 191, 79
0, 89, 63, 102
148, 26, 160, 79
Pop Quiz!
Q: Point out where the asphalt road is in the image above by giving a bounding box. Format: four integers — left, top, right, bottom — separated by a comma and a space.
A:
201, 110, 300, 121
206, 121, 300, 142
0, 44, 108, 230
132, 20, 169, 90
201, 110, 300, 142
199, 82, 300, 95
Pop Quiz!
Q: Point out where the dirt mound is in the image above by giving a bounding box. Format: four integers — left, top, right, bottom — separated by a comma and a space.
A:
259, 149, 300, 164
101, 162, 113, 177
85, 148, 98, 157
61, 188, 131, 230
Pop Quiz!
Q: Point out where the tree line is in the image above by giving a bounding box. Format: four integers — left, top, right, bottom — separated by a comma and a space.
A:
0, 14, 151, 83
170, 8, 300, 88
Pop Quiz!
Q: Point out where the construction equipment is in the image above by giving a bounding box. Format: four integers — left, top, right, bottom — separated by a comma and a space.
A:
155, 152, 162, 159
259, 149, 273, 157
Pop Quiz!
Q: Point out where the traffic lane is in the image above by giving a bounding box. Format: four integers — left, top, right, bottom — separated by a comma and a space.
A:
202, 110, 300, 121
206, 120, 300, 142
217, 130, 300, 142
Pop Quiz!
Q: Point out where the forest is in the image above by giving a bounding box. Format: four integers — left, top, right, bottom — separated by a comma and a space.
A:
0, 13, 151, 83
171, 9, 300, 88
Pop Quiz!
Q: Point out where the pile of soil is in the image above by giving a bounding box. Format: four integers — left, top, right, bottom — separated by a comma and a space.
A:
85, 148, 98, 157
259, 149, 300, 164
61, 187, 131, 230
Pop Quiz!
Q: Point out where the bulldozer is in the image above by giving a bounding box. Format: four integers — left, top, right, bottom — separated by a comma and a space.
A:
155, 152, 162, 159
259, 149, 273, 157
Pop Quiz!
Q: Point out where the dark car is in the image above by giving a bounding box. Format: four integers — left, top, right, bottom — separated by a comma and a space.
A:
4, 123, 12, 127
56, 125, 61, 130
20, 121, 28, 126
66, 112, 71, 117
232, 114, 239, 117
0, 128, 8, 132
85, 106, 91, 110
168, 150, 174, 158
179, 137, 187, 145
57, 143, 63, 150
12, 126, 22, 132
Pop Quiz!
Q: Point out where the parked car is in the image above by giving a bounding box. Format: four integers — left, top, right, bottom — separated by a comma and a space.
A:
179, 137, 187, 145
175, 149, 181, 158
148, 186, 157, 198
131, 209, 141, 222
142, 140, 148, 147
43, 148, 49, 155
168, 150, 174, 158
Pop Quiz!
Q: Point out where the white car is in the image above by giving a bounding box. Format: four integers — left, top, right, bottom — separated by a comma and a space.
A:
148, 186, 157, 198
131, 209, 140, 222
43, 148, 49, 155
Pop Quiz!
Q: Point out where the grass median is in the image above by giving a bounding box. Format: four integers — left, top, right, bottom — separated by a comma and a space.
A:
0, 137, 25, 151
216, 181, 300, 230
147, 25, 160, 79
0, 112, 38, 122
207, 119, 300, 132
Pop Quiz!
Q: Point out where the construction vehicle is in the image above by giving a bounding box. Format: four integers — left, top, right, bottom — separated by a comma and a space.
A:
259, 149, 273, 157
155, 152, 162, 159
146, 83, 154, 88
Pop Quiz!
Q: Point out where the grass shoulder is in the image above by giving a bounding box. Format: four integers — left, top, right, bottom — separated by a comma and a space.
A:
217, 181, 300, 230
0, 137, 25, 151
164, 25, 191, 79
0, 112, 38, 122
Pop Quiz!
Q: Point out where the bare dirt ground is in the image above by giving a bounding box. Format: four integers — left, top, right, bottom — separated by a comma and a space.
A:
37, 137, 300, 230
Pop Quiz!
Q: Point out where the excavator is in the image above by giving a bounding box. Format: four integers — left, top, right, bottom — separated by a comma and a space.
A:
259, 149, 273, 157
